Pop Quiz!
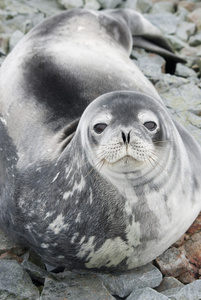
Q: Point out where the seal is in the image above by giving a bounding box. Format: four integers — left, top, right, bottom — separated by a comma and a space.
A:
0, 9, 200, 271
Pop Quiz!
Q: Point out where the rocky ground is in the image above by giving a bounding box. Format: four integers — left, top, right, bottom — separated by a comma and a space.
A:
0, 0, 201, 299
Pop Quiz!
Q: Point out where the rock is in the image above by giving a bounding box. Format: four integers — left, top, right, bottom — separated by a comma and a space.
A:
176, 21, 196, 42
187, 8, 201, 31
165, 34, 187, 51
0, 259, 39, 299
41, 271, 115, 300
0, 228, 25, 256
0, 33, 9, 54
155, 247, 191, 277
175, 63, 197, 77
189, 33, 201, 46
95, 263, 162, 298
84, 0, 101, 10
9, 30, 24, 51
22, 252, 51, 284
178, 1, 201, 12
136, 0, 152, 13
155, 277, 184, 297
160, 82, 201, 144
5, 0, 38, 14
127, 287, 169, 300
155, 73, 189, 93
58, 0, 84, 9
177, 272, 196, 284
169, 280, 201, 300
149, 1, 175, 14
132, 52, 166, 82
144, 12, 179, 35
25, 0, 63, 17
98, 0, 123, 9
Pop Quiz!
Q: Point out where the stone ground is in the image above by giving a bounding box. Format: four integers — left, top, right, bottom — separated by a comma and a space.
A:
0, 0, 201, 299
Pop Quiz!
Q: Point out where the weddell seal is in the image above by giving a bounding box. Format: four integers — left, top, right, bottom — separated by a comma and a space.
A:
0, 8, 201, 271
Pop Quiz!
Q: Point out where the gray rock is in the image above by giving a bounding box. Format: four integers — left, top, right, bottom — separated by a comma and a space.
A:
22, 252, 51, 284
161, 82, 201, 145
155, 277, 184, 297
84, 0, 101, 10
0, 260, 39, 300
149, 1, 175, 14
119, 0, 138, 10
95, 263, 162, 298
25, 0, 63, 17
58, 0, 84, 9
169, 280, 201, 300
144, 12, 179, 35
187, 8, 201, 31
165, 34, 187, 51
133, 52, 166, 82
127, 287, 169, 300
189, 32, 201, 46
136, 0, 152, 13
41, 271, 115, 300
0, 228, 25, 255
98, 0, 123, 9
155, 73, 189, 93
175, 63, 197, 77
9, 30, 24, 51
0, 33, 9, 55
5, 0, 38, 14
176, 21, 196, 42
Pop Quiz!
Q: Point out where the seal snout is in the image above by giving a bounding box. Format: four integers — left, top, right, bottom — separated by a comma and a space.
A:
121, 130, 131, 144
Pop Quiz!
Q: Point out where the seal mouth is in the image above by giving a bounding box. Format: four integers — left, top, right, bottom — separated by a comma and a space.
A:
108, 155, 139, 165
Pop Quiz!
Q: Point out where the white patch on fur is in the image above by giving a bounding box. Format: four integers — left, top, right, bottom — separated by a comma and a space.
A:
52, 172, 60, 183
41, 243, 49, 249
77, 219, 141, 269
48, 214, 69, 234
63, 176, 86, 200
71, 232, 79, 244
75, 212, 81, 223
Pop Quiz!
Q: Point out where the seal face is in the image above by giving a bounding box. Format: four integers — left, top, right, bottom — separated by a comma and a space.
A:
0, 9, 201, 271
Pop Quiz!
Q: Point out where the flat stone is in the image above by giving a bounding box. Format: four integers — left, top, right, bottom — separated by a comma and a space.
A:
58, 0, 84, 9
169, 280, 201, 300
84, 0, 101, 10
149, 1, 175, 14
22, 252, 51, 284
175, 63, 197, 77
0, 259, 39, 299
155, 73, 189, 93
189, 33, 201, 46
165, 34, 187, 51
144, 12, 179, 35
155, 247, 190, 277
9, 30, 24, 51
127, 287, 169, 300
160, 82, 201, 144
176, 21, 196, 42
5, 0, 38, 14
95, 263, 162, 298
187, 8, 201, 31
40, 271, 115, 300
155, 277, 184, 297
98, 0, 123, 9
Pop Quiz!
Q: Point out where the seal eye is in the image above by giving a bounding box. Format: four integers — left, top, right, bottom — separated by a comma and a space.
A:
93, 123, 107, 134
144, 121, 157, 131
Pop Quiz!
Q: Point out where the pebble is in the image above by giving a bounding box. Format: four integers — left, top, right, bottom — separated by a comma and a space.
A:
0, 0, 201, 299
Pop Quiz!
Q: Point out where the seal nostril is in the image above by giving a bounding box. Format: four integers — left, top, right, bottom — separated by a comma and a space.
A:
127, 131, 130, 144
122, 131, 126, 144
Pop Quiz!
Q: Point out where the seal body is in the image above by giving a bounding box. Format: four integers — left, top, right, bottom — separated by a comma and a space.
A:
0, 9, 201, 271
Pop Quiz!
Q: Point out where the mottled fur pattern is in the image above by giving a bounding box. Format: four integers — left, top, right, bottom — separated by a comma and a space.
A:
0, 9, 200, 271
